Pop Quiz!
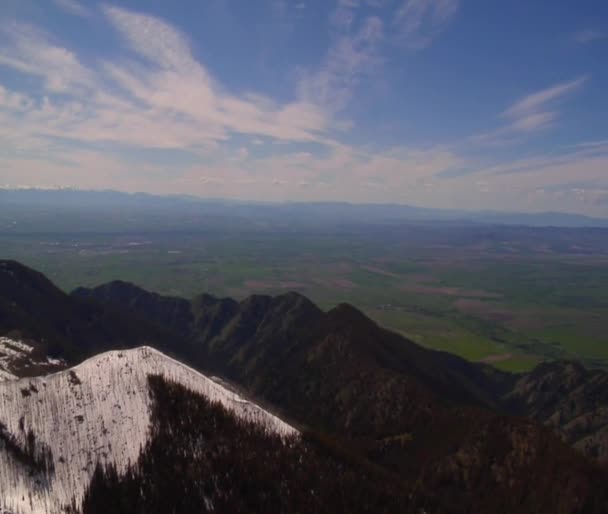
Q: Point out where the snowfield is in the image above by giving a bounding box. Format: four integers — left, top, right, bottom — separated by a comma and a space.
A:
0, 346, 297, 514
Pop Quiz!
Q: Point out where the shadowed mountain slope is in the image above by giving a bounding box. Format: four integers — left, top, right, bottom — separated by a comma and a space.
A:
2, 261, 608, 513
507, 360, 608, 460
80, 374, 419, 514
72, 277, 608, 512
74, 281, 512, 412
0, 260, 191, 366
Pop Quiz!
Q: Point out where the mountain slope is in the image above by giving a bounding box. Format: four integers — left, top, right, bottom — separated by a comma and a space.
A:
73, 281, 608, 513
74, 280, 195, 338
3, 262, 608, 512
74, 282, 512, 412
0, 346, 295, 514
75, 278, 608, 461
0, 260, 192, 367
506, 360, 608, 461
80, 375, 419, 514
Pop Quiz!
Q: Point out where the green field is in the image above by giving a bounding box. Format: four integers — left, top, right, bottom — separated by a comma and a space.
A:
3, 225, 608, 372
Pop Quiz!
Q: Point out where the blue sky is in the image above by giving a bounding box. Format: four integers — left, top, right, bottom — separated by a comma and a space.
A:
0, 0, 607, 214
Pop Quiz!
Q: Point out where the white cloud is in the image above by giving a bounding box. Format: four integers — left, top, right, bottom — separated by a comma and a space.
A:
500, 76, 588, 135
298, 0, 459, 113
103, 6, 203, 73
381, 140, 608, 215
0, 25, 94, 92
0, 6, 332, 157
508, 111, 557, 132
393, 0, 459, 48
502, 76, 587, 122
298, 7, 383, 112
0, 4, 604, 215
103, 6, 331, 143
573, 28, 605, 44
471, 77, 588, 145
424, 138, 608, 214
54, 0, 91, 18
0, 85, 33, 111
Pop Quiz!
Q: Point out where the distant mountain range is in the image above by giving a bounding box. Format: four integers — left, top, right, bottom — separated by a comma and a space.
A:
2, 187, 608, 228
1, 259, 608, 513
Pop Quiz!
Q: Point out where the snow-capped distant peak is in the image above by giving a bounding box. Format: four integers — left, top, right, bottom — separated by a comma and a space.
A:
0, 346, 297, 514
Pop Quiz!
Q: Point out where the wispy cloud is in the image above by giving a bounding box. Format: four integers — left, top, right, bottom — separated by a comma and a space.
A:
0, 6, 331, 156
471, 76, 588, 145
573, 28, 605, 44
471, 139, 608, 177
393, 0, 460, 49
54, 0, 91, 18
0, 24, 94, 92
297, 14, 384, 111
502, 76, 588, 128
297, 0, 458, 113
103, 6, 202, 72
0, 3, 604, 215
425, 139, 608, 214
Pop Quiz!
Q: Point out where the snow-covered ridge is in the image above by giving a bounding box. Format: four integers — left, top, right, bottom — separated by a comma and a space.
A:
0, 346, 297, 514
0, 337, 66, 382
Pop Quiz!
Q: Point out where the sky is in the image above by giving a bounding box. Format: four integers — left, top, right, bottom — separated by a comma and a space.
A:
0, 0, 607, 215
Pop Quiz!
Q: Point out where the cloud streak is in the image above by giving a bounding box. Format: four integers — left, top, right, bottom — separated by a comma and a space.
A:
502, 76, 588, 130
297, 0, 459, 113
0, 6, 332, 156
0, 3, 604, 216
297, 14, 384, 111
573, 28, 605, 44
470, 76, 589, 145
54, 0, 91, 18
393, 0, 459, 48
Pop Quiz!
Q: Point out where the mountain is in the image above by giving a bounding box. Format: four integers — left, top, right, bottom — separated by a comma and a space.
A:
0, 346, 295, 514
74, 282, 511, 410
3, 188, 608, 229
73, 280, 608, 512
507, 360, 608, 460
79, 374, 418, 514
0, 260, 192, 365
3, 260, 608, 513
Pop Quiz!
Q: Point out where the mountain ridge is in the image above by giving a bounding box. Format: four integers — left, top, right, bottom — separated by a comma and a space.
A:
70, 275, 608, 513
3, 260, 608, 513
0, 346, 295, 514
0, 260, 193, 366
3, 188, 608, 227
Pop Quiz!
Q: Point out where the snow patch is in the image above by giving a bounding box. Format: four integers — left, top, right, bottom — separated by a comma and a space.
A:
0, 346, 297, 514
0, 369, 17, 382
0, 339, 32, 355
0, 337, 65, 381
0, 337, 33, 381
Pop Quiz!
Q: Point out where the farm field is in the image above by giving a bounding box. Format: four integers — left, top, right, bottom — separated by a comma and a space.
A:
3, 220, 608, 372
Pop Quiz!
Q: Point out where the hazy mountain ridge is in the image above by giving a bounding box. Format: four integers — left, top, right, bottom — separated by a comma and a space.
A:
2, 188, 608, 229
